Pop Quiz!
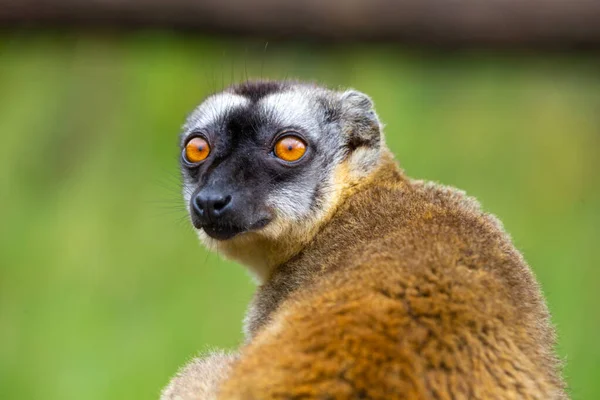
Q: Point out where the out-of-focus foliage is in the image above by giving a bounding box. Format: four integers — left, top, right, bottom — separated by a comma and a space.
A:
0, 32, 598, 400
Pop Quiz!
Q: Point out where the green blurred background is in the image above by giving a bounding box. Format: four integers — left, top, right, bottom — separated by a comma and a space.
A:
0, 32, 599, 399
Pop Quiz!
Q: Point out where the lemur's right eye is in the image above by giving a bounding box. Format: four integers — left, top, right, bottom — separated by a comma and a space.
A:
184, 137, 211, 164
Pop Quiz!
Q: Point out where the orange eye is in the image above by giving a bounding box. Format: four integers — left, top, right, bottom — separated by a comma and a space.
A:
184, 137, 210, 164
274, 136, 307, 162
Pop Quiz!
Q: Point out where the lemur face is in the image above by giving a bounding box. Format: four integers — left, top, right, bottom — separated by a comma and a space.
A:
180, 81, 382, 243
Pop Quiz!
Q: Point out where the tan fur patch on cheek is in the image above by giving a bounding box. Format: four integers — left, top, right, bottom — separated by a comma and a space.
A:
263, 164, 348, 243
267, 159, 355, 242
331, 161, 351, 192
346, 147, 382, 180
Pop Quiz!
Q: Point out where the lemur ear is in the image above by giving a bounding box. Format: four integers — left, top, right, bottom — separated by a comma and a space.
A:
338, 90, 382, 151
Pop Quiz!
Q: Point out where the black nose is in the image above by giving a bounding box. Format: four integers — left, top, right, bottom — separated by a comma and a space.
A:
193, 192, 233, 219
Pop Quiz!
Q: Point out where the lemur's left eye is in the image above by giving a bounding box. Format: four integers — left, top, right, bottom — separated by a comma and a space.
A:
274, 136, 307, 162
184, 137, 211, 164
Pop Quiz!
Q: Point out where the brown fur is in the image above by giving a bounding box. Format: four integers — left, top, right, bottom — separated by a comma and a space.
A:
216, 151, 566, 399
166, 82, 566, 399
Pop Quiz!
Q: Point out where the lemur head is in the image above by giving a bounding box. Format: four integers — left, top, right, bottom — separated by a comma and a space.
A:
180, 81, 386, 281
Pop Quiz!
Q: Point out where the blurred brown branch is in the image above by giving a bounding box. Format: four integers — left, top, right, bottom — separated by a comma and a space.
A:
2, 0, 600, 48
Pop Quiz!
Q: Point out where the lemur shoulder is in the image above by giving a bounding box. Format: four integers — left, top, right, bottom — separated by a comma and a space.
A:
162, 80, 567, 399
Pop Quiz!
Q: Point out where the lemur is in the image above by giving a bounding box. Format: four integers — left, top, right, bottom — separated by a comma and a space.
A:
161, 81, 567, 399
